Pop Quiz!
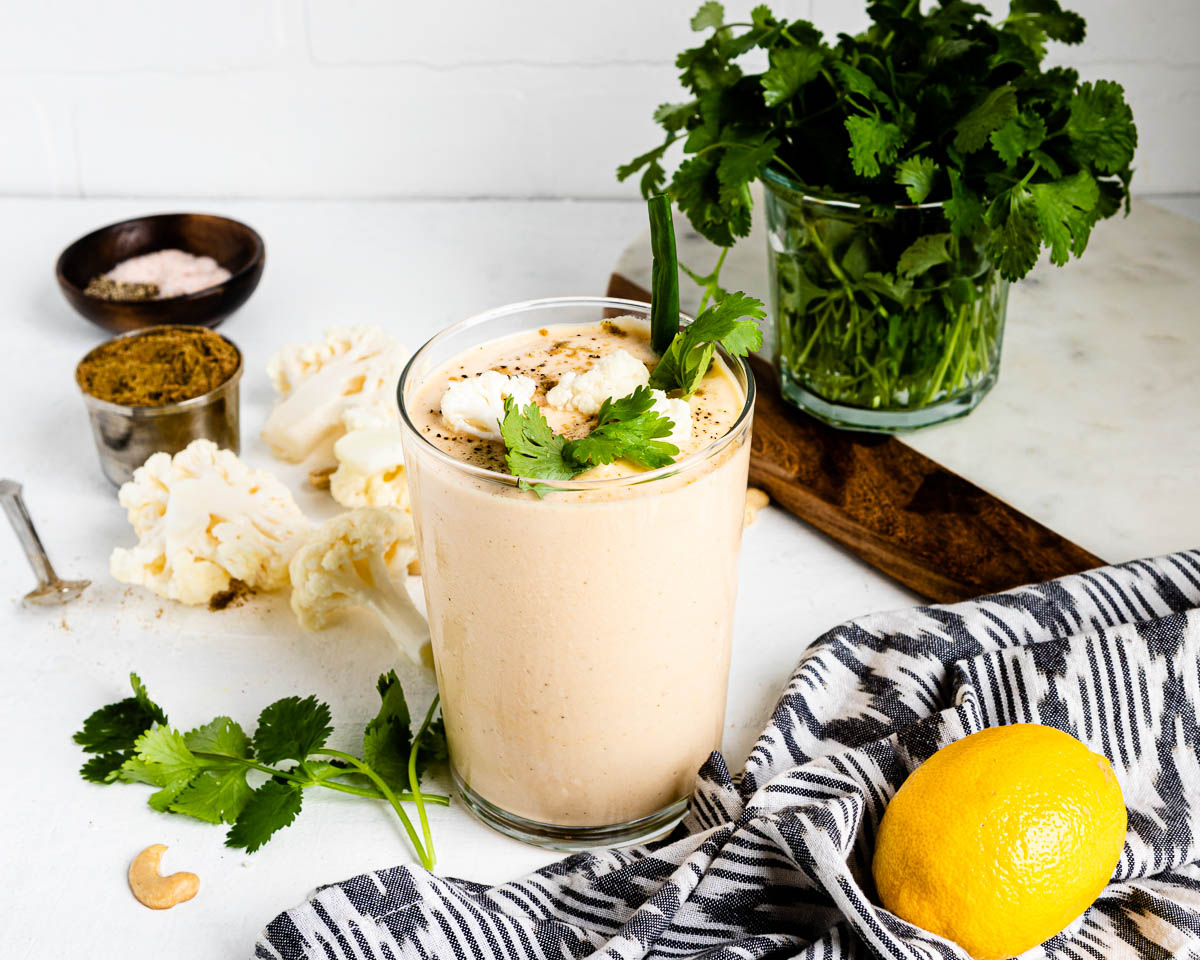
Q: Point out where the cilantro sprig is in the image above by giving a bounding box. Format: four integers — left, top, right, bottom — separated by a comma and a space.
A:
649, 291, 764, 397
75, 672, 447, 869
620, 1, 1136, 283
500, 384, 679, 488
498, 194, 762, 488
646, 192, 764, 397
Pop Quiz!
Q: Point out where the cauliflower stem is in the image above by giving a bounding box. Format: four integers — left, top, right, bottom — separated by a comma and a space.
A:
331, 548, 429, 661
290, 508, 431, 666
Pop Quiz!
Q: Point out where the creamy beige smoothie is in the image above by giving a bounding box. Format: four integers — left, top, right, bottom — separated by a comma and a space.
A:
399, 303, 753, 842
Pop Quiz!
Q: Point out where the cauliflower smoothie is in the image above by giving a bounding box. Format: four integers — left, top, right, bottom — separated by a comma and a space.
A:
398, 299, 754, 845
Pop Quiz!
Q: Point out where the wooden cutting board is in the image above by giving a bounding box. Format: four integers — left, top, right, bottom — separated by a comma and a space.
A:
607, 272, 1104, 604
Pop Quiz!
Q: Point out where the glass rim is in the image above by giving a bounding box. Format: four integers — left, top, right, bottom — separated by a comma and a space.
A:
396, 296, 756, 492
760, 165, 946, 212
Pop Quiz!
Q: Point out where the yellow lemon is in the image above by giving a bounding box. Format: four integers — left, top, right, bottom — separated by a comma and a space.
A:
871, 724, 1127, 960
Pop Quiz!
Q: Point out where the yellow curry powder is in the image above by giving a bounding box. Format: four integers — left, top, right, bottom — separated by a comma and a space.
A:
76, 326, 240, 407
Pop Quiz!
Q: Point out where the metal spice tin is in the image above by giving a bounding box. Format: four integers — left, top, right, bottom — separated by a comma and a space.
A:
75, 325, 243, 486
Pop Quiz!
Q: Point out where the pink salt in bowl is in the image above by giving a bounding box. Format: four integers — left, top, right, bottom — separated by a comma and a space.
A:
56, 212, 265, 334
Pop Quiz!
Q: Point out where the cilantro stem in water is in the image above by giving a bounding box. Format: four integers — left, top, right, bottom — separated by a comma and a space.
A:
648, 194, 680, 354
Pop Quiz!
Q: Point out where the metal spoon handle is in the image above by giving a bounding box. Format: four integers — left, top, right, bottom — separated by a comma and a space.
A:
0, 480, 58, 586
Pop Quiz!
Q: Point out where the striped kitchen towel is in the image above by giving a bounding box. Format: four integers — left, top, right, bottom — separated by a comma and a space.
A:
255, 549, 1200, 960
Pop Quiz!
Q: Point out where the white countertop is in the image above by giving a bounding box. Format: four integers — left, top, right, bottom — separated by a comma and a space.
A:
0, 196, 1194, 960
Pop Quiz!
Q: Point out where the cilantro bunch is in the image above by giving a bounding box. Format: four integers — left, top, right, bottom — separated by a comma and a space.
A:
75, 672, 447, 869
620, 0, 1136, 282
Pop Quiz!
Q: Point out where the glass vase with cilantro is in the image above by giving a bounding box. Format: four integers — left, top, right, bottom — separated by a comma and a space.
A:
620, 0, 1136, 431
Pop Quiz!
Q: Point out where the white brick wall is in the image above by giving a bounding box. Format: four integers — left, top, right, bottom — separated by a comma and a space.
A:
1, 0, 1194, 199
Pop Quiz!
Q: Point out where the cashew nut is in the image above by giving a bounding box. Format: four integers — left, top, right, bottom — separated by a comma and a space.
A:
744, 487, 770, 527
128, 844, 199, 910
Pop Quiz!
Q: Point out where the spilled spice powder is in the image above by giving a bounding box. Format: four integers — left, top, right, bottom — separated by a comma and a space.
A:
209, 579, 254, 611
76, 326, 240, 407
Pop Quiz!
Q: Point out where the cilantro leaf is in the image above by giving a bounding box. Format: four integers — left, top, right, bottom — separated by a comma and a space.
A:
750, 5, 774, 28
500, 382, 690, 484
953, 85, 1018, 153
562, 387, 679, 470
80, 751, 132, 784
225, 780, 303, 853
894, 155, 936, 204
986, 188, 1042, 281
1030, 170, 1099, 264
617, 139, 674, 199
131, 673, 168, 723
171, 767, 254, 825
650, 291, 764, 396
897, 233, 953, 278
652, 101, 696, 133
845, 116, 905, 178
362, 670, 415, 792
1067, 80, 1136, 174
131, 726, 204, 811
500, 397, 577, 483
945, 167, 985, 238
1008, 0, 1085, 49
761, 47, 823, 107
989, 112, 1047, 166
671, 151, 741, 247
716, 135, 779, 211
185, 716, 251, 759
832, 61, 889, 106
253, 696, 333, 765
690, 1, 724, 32
415, 717, 449, 775
73, 672, 167, 754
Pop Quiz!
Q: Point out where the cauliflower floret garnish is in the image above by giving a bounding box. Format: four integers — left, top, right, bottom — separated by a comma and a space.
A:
110, 439, 311, 605
441, 370, 536, 441
545, 349, 650, 417
263, 326, 409, 464
650, 390, 692, 449
330, 406, 409, 511
289, 507, 430, 666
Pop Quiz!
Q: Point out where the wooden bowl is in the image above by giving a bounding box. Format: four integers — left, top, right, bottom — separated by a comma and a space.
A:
56, 213, 265, 333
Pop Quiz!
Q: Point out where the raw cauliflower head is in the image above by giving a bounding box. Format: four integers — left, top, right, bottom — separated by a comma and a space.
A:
262, 325, 409, 464
329, 406, 410, 511
110, 440, 311, 605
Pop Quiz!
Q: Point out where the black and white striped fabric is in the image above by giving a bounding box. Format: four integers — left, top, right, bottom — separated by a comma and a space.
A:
255, 550, 1200, 960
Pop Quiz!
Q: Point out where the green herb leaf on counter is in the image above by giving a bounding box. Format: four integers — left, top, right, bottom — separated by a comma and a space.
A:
73, 671, 167, 755
253, 695, 333, 764
225, 780, 304, 854
74, 673, 449, 870
363, 670, 416, 791
500, 387, 681, 486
